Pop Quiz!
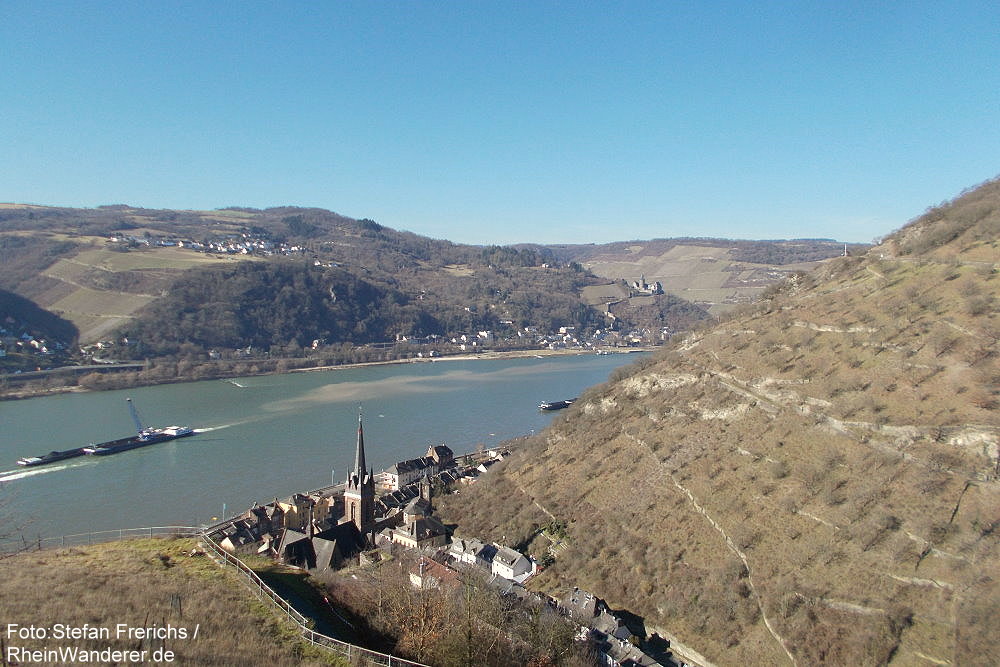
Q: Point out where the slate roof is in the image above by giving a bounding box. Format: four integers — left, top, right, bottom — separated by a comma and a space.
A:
493, 545, 525, 568
388, 457, 435, 475
427, 444, 454, 463
395, 515, 447, 543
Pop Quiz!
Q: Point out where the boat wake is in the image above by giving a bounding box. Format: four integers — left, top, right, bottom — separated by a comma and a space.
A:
193, 420, 253, 433
0, 461, 89, 482
194, 425, 227, 433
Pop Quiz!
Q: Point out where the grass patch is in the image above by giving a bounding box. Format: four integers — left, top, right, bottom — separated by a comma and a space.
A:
0, 537, 345, 666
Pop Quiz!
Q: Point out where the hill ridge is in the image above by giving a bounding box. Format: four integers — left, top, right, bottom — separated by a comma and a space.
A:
435, 178, 999, 665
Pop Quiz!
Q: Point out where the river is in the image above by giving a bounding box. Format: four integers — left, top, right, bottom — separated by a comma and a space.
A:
0, 352, 642, 541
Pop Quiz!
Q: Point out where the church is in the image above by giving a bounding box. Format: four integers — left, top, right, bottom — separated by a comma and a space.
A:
277, 413, 380, 571
275, 412, 447, 572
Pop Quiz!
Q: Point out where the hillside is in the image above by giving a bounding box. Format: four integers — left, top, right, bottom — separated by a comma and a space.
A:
0, 538, 340, 666
0, 288, 78, 364
0, 206, 862, 364
436, 179, 999, 664
0, 205, 648, 356
542, 238, 869, 317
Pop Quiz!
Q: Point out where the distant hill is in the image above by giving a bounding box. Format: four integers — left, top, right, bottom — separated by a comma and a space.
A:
436, 178, 999, 664
0, 205, 612, 352
0, 203, 861, 369
0, 288, 79, 372
534, 238, 869, 317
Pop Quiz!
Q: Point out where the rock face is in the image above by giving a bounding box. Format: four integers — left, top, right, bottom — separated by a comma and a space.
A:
437, 179, 1000, 665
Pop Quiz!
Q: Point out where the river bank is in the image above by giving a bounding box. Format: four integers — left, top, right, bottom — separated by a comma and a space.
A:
0, 346, 657, 401
2, 352, 645, 539
290, 346, 652, 373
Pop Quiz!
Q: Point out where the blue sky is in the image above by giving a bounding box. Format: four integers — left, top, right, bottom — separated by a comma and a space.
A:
2, 2, 998, 245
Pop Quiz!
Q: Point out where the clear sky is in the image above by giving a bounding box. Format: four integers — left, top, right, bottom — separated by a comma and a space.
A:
2, 2, 998, 245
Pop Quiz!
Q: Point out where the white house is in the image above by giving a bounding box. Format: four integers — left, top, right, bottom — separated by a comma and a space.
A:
492, 544, 533, 582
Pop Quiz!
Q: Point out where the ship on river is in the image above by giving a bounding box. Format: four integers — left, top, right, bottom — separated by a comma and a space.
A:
538, 397, 577, 411
16, 398, 195, 466
15, 446, 88, 467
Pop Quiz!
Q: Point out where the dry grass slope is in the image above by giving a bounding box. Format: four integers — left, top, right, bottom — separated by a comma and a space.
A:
0, 538, 343, 666
436, 179, 1000, 665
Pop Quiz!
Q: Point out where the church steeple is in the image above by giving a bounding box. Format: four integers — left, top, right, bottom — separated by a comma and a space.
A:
343, 409, 375, 536
354, 410, 367, 479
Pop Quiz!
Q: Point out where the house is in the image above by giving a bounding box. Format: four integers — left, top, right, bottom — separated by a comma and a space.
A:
215, 520, 264, 555
562, 588, 656, 664
380, 455, 439, 491
448, 537, 484, 566
492, 545, 533, 582
277, 493, 315, 532
409, 556, 460, 590
448, 537, 497, 571
426, 444, 454, 467
477, 459, 499, 474
389, 516, 448, 550
387, 478, 448, 549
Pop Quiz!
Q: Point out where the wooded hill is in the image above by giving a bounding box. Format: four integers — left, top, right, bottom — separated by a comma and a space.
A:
436, 178, 1000, 665
0, 203, 852, 371
0, 205, 613, 356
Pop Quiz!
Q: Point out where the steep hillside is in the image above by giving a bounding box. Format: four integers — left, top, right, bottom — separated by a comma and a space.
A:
436, 179, 999, 665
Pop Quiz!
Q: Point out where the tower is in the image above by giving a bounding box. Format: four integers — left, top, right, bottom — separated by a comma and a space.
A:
419, 473, 433, 515
343, 412, 375, 534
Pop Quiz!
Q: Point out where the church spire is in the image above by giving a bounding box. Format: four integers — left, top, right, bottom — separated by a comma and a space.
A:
343, 408, 376, 536
354, 409, 367, 479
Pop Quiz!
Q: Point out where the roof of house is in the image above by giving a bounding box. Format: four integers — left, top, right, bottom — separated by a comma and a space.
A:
493, 545, 526, 568
410, 556, 460, 588
476, 542, 498, 563
388, 457, 427, 475
395, 516, 447, 542
403, 495, 431, 517
427, 444, 454, 461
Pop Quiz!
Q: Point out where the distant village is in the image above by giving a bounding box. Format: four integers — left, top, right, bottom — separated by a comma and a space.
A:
106, 229, 308, 258
97, 229, 673, 357
205, 416, 678, 667
0, 318, 70, 370
0, 323, 62, 359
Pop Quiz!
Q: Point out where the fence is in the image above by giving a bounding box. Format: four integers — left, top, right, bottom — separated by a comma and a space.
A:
0, 525, 201, 555
197, 532, 426, 666
2, 525, 426, 667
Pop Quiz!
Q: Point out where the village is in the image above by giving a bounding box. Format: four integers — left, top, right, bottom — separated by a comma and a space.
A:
205, 415, 681, 667
101, 229, 678, 349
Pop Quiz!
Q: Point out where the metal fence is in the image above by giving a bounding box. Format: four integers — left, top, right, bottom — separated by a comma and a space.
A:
2, 525, 426, 667
0, 525, 201, 555
197, 533, 426, 666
